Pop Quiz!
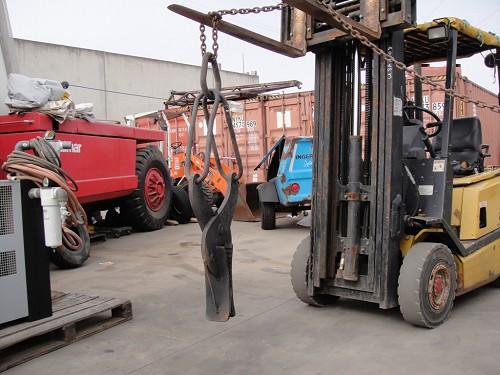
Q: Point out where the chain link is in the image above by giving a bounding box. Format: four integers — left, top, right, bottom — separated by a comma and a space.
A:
199, 3, 287, 60
211, 15, 221, 59
199, 24, 207, 56
316, 0, 500, 114
211, 3, 286, 17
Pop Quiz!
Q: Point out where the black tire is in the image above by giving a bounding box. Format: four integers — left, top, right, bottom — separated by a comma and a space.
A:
291, 236, 339, 307
178, 179, 214, 206
398, 242, 457, 328
50, 224, 90, 269
212, 192, 224, 208
122, 146, 172, 231
170, 186, 193, 224
261, 202, 276, 230
491, 277, 500, 287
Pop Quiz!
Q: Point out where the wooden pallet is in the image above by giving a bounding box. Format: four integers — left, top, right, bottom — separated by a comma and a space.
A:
0, 291, 132, 372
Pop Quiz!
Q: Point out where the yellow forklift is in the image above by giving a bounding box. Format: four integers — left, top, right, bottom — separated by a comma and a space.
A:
170, 1, 500, 327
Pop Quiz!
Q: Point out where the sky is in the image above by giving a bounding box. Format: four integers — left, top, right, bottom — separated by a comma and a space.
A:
5, 0, 500, 93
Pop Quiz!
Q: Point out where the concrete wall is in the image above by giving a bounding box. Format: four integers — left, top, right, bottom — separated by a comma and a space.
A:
0, 44, 9, 114
0, 0, 16, 114
13, 39, 259, 122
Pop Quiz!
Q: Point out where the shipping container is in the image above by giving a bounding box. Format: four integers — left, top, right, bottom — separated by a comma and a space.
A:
132, 66, 499, 183
134, 92, 315, 183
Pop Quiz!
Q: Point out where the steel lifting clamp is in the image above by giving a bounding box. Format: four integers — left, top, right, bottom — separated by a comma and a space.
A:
185, 53, 243, 322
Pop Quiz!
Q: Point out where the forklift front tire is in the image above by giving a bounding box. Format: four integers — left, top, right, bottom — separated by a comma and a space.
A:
261, 202, 276, 230
291, 236, 339, 307
398, 242, 457, 328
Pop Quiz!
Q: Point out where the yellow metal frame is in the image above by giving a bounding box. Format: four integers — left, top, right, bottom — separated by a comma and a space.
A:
401, 170, 500, 295
404, 17, 500, 64
407, 17, 500, 49
455, 239, 500, 295
452, 170, 500, 240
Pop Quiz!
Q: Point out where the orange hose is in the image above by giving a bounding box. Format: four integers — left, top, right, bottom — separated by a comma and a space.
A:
2, 141, 87, 253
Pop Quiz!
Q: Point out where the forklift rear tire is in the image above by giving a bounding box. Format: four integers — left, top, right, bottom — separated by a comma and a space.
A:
398, 242, 457, 328
261, 202, 276, 230
291, 236, 339, 307
170, 186, 193, 224
122, 146, 172, 231
50, 224, 90, 269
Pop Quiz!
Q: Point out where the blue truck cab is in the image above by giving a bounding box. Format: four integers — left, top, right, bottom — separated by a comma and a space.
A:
256, 136, 313, 230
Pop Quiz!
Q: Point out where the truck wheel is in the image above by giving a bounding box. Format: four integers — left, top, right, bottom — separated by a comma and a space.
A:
170, 186, 193, 224
291, 236, 338, 307
398, 242, 457, 328
50, 224, 90, 269
123, 146, 172, 231
261, 202, 276, 230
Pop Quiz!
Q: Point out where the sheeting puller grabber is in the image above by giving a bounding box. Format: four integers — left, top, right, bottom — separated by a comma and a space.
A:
185, 53, 243, 322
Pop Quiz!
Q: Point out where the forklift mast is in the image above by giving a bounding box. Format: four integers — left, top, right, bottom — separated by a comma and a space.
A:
281, 0, 417, 308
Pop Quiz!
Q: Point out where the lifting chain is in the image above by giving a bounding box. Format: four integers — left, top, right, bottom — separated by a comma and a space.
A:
315, 0, 500, 114
199, 3, 287, 60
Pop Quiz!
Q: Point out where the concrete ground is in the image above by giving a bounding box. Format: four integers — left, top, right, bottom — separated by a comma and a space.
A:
6, 217, 500, 375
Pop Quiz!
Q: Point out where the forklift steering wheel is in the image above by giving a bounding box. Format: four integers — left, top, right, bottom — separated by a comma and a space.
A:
403, 105, 443, 138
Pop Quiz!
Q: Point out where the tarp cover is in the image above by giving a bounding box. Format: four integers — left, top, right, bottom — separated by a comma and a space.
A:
5, 73, 66, 109
4, 74, 95, 123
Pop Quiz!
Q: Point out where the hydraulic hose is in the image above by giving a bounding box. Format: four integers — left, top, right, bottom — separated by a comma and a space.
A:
2, 137, 87, 251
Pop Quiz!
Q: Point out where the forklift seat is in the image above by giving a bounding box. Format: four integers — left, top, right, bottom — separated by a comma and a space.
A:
434, 117, 488, 175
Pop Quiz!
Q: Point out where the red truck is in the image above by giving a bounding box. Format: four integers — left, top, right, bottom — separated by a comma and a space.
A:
0, 112, 172, 267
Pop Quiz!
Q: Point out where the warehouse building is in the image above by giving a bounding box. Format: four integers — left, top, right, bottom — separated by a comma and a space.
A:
0, 1, 258, 122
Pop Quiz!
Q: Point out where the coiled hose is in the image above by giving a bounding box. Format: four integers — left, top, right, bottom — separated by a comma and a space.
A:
2, 137, 87, 251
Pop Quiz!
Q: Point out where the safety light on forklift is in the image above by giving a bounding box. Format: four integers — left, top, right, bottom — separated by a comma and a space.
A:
427, 26, 448, 41
291, 183, 300, 193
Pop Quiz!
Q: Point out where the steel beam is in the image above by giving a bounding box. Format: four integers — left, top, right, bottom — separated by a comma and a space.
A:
167, 5, 305, 58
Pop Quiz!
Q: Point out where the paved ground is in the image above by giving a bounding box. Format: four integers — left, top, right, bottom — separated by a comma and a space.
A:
6, 217, 500, 375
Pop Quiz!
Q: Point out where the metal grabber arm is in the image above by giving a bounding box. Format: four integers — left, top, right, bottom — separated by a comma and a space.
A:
185, 53, 243, 322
